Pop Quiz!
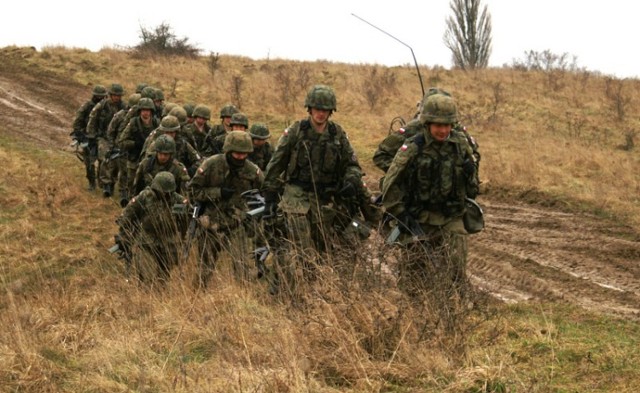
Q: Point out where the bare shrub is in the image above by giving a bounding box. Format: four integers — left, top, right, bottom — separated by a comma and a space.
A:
131, 22, 200, 59
231, 74, 244, 110
207, 52, 221, 81
604, 77, 631, 122
361, 66, 397, 111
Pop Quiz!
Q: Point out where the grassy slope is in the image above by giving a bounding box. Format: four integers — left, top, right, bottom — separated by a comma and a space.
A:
1, 46, 639, 392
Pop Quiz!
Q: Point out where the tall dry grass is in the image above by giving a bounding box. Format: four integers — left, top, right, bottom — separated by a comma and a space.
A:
2, 45, 640, 391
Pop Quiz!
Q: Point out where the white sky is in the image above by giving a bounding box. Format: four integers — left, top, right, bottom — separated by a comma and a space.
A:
1, 0, 638, 79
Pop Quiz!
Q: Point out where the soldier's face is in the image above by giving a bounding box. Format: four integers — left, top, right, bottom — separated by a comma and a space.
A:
140, 109, 152, 121
195, 117, 207, 127
157, 152, 171, 164
222, 117, 232, 126
310, 108, 330, 127
429, 123, 453, 142
110, 94, 122, 103
230, 152, 248, 160
231, 125, 247, 131
252, 138, 266, 147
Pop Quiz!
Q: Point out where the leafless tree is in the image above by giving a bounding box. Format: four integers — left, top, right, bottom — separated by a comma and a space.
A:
443, 0, 492, 70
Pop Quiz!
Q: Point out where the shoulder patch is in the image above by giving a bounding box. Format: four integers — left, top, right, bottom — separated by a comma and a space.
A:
131, 197, 137, 204
198, 167, 204, 174
257, 168, 261, 176
398, 128, 406, 134
283, 128, 289, 136
400, 144, 409, 151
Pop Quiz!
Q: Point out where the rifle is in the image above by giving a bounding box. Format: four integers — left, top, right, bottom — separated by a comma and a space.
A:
104, 146, 123, 164
182, 202, 203, 260
385, 213, 425, 244
69, 130, 89, 162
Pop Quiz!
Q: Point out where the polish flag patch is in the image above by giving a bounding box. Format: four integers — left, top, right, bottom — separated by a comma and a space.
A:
400, 144, 408, 151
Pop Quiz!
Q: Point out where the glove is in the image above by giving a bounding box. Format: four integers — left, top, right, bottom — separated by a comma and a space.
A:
339, 177, 360, 198
220, 187, 235, 200
462, 159, 476, 177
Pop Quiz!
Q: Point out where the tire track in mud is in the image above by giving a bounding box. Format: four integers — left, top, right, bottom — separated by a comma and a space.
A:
468, 199, 640, 319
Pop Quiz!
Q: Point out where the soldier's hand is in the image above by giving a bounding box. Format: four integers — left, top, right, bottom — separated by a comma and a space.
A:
462, 159, 476, 177
220, 187, 235, 200
339, 177, 360, 198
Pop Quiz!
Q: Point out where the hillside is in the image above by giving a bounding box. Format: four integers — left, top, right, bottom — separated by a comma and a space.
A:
1, 46, 639, 392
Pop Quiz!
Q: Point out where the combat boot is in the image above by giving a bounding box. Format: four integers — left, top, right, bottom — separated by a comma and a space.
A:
119, 189, 129, 207
102, 184, 113, 198
87, 178, 96, 192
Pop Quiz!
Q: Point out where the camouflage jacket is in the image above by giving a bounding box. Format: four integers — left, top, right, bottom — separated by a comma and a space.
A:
248, 142, 273, 171
117, 115, 160, 162
263, 118, 362, 196
72, 99, 97, 134
382, 127, 479, 225
106, 108, 129, 144
117, 187, 188, 247
188, 154, 264, 228
373, 119, 480, 173
183, 122, 212, 156
133, 155, 191, 195
87, 98, 125, 139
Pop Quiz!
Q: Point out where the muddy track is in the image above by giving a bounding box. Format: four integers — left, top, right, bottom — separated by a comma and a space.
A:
2, 53, 639, 320
469, 199, 640, 319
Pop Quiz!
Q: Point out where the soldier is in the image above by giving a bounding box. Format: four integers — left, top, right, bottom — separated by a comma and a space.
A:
152, 88, 165, 119
183, 104, 212, 155
133, 134, 190, 195
117, 97, 161, 199
183, 103, 196, 125
188, 131, 264, 287
261, 84, 363, 296
247, 123, 273, 171
108, 93, 141, 207
206, 112, 249, 156
373, 88, 480, 180
115, 171, 189, 284
71, 84, 107, 191
209, 103, 239, 138
142, 115, 202, 177
381, 93, 480, 296
87, 83, 126, 197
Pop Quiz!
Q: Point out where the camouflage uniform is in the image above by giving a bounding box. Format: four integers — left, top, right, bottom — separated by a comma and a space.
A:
87, 84, 126, 197
141, 115, 202, 177
262, 85, 363, 296
108, 93, 141, 206
133, 135, 191, 195
205, 112, 249, 156
117, 98, 161, 198
382, 93, 479, 296
183, 104, 212, 155
116, 172, 188, 283
71, 85, 107, 190
247, 122, 273, 171
209, 104, 238, 137
188, 131, 264, 287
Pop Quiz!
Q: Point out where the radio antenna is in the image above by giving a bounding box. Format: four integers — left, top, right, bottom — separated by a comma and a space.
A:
352, 13, 425, 97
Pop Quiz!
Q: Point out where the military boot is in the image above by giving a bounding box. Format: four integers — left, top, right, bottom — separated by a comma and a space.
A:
87, 178, 96, 192
119, 189, 129, 208
102, 184, 113, 198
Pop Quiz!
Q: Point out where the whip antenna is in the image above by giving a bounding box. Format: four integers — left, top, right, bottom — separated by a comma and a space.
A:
352, 13, 425, 97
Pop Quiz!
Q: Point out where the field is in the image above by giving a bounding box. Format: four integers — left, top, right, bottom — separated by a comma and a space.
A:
1, 46, 639, 392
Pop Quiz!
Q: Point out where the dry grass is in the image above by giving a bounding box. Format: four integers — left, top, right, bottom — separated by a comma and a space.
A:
1, 46, 640, 391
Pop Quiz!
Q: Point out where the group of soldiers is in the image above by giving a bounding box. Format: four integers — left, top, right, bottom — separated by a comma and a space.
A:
71, 82, 482, 298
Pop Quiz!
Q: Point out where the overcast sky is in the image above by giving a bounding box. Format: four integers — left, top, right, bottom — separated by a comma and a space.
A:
2, 0, 638, 79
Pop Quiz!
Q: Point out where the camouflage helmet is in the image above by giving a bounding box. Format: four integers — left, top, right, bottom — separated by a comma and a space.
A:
220, 104, 239, 118
223, 130, 254, 153
158, 115, 180, 133
135, 83, 148, 94
248, 123, 270, 140
151, 171, 176, 193
155, 134, 176, 154
92, 85, 108, 97
162, 102, 178, 117
138, 97, 155, 111
140, 86, 156, 99
154, 89, 165, 101
304, 84, 337, 111
169, 106, 188, 124
419, 93, 457, 125
128, 93, 141, 107
229, 112, 249, 128
183, 103, 196, 117
192, 104, 211, 120
109, 83, 125, 95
